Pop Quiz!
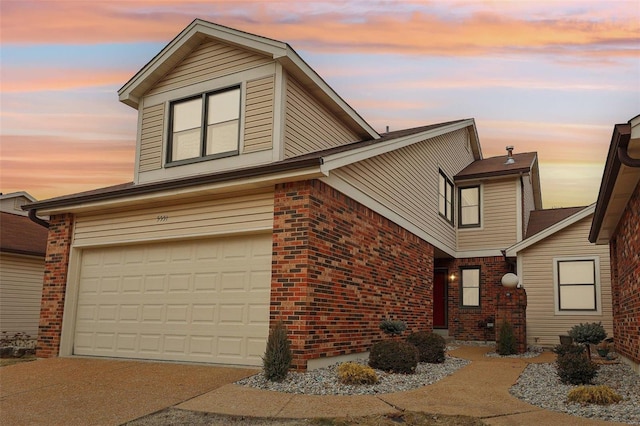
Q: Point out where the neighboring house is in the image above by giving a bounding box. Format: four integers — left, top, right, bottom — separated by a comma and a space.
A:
505, 205, 613, 347
23, 19, 611, 370
590, 115, 640, 374
0, 192, 48, 339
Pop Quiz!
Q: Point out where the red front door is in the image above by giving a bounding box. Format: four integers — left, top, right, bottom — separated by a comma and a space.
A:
433, 269, 447, 328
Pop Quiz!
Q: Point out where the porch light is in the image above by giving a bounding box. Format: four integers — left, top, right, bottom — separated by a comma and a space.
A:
501, 273, 519, 288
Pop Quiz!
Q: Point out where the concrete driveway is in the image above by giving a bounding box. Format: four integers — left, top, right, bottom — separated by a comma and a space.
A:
0, 357, 257, 426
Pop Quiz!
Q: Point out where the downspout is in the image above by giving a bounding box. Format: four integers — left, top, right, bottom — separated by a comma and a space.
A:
28, 209, 50, 229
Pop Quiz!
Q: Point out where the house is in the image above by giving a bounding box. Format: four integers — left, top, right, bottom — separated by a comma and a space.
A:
23, 19, 607, 370
505, 205, 613, 348
0, 192, 48, 339
589, 115, 640, 374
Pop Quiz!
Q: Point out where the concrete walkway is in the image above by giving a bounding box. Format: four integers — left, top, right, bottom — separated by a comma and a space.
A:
179, 346, 627, 425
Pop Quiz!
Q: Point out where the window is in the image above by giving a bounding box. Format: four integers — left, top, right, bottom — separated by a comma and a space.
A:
460, 267, 480, 307
459, 186, 480, 227
168, 87, 241, 164
438, 171, 454, 223
556, 259, 597, 311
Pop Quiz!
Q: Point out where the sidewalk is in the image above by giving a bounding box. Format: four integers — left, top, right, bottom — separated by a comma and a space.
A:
178, 346, 626, 425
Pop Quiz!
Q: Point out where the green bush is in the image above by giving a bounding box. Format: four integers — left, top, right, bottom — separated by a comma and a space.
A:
567, 385, 622, 405
568, 322, 607, 346
369, 340, 418, 374
337, 362, 378, 385
556, 352, 599, 385
262, 321, 292, 382
552, 343, 585, 356
379, 319, 407, 337
496, 321, 517, 355
406, 331, 446, 363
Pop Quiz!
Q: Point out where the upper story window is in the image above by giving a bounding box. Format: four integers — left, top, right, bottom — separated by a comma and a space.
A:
555, 258, 598, 312
459, 186, 480, 228
168, 86, 241, 164
438, 170, 454, 224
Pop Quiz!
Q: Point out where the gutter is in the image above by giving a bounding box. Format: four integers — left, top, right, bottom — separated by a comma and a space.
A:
28, 209, 50, 229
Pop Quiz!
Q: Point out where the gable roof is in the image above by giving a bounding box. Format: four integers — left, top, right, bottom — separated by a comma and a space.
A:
24, 119, 479, 215
454, 152, 537, 181
118, 18, 378, 141
525, 206, 586, 239
0, 212, 48, 257
589, 114, 640, 244
505, 204, 595, 256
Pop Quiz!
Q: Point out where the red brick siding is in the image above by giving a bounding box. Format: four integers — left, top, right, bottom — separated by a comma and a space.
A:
610, 182, 640, 365
436, 256, 510, 341
272, 180, 434, 370
495, 287, 527, 353
37, 214, 74, 358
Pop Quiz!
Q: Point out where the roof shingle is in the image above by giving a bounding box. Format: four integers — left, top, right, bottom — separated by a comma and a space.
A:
0, 212, 48, 257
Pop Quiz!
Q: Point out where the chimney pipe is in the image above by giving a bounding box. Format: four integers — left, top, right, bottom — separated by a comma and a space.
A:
505, 146, 515, 165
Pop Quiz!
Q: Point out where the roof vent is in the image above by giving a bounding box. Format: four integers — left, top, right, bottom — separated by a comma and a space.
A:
505, 146, 515, 165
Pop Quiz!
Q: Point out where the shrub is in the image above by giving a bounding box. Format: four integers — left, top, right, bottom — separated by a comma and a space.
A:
337, 362, 378, 385
379, 319, 407, 337
567, 385, 622, 405
569, 322, 607, 359
496, 321, 517, 355
556, 352, 599, 385
262, 321, 292, 382
552, 343, 585, 357
369, 340, 418, 374
406, 331, 446, 363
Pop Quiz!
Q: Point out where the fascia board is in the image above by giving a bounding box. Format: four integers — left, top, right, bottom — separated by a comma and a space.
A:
505, 204, 595, 256
321, 119, 475, 173
35, 166, 325, 216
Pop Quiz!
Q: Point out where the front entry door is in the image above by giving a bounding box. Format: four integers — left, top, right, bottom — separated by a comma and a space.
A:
433, 269, 448, 328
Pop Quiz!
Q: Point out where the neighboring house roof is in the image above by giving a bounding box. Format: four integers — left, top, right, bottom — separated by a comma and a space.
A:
505, 204, 595, 256
589, 114, 640, 244
525, 206, 586, 239
0, 192, 37, 216
24, 119, 478, 214
454, 152, 537, 181
0, 212, 48, 257
118, 18, 378, 141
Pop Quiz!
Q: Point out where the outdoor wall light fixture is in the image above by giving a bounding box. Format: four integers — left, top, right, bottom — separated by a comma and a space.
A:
449, 273, 456, 282
501, 272, 519, 288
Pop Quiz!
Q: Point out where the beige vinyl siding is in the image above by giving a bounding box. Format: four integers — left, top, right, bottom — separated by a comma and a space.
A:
522, 175, 536, 237
139, 103, 164, 172
457, 179, 518, 251
244, 75, 275, 153
0, 253, 44, 337
333, 129, 474, 253
146, 39, 272, 97
284, 76, 360, 158
73, 191, 274, 247
520, 216, 612, 347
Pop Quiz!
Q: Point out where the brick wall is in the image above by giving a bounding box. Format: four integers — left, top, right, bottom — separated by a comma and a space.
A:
495, 287, 527, 353
37, 213, 74, 358
610, 182, 640, 365
436, 256, 510, 341
272, 180, 434, 370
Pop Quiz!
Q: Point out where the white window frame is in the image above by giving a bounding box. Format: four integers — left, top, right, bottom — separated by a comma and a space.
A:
553, 256, 601, 315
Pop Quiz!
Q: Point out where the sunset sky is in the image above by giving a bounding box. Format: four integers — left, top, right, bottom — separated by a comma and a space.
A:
1, 0, 638, 208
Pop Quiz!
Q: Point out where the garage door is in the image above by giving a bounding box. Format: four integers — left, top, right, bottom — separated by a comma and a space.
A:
73, 234, 272, 365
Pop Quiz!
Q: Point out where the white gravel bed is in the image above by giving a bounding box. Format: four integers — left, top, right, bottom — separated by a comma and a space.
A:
236, 355, 470, 395
485, 350, 543, 359
511, 362, 640, 425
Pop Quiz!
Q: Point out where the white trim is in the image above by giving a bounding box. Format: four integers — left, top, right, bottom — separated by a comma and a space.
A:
456, 249, 504, 258
321, 120, 474, 172
0, 191, 37, 203
272, 63, 285, 162
59, 247, 82, 357
133, 98, 144, 184
516, 254, 524, 288
505, 204, 596, 256
552, 256, 602, 316
320, 174, 457, 257
516, 178, 523, 242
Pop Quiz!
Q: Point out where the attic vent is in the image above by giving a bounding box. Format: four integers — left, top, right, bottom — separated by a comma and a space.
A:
505, 146, 515, 165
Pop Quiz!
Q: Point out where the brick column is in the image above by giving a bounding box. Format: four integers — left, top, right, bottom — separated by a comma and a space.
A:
495, 287, 527, 354
37, 213, 74, 358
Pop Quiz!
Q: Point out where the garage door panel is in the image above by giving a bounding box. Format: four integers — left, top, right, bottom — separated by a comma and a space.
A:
74, 234, 272, 365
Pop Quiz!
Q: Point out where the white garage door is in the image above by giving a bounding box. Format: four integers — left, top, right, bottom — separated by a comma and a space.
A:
73, 234, 272, 365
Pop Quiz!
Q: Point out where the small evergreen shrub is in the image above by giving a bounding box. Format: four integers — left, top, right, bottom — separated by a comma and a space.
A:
406, 331, 446, 363
552, 343, 585, 357
556, 352, 599, 385
369, 340, 418, 374
262, 321, 292, 382
337, 362, 378, 385
569, 322, 607, 359
567, 385, 622, 405
379, 319, 407, 336
496, 321, 517, 355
